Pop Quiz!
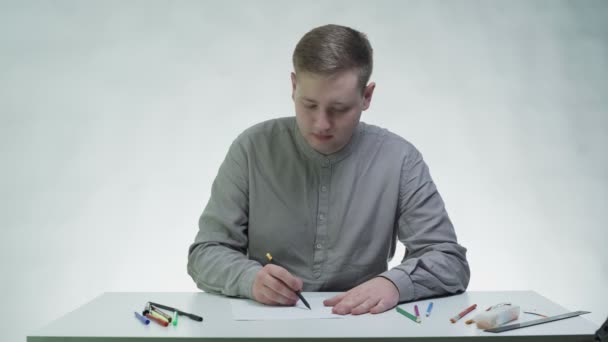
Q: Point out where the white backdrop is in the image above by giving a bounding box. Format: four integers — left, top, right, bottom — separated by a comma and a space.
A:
1, 1, 606, 340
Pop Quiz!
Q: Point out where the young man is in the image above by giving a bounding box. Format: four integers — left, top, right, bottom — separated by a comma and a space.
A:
188, 24, 470, 315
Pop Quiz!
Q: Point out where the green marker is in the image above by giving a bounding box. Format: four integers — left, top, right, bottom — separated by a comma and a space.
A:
396, 306, 419, 323
172, 311, 178, 326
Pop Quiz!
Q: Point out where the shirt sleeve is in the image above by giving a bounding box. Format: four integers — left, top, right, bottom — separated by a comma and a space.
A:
380, 147, 471, 302
187, 137, 262, 299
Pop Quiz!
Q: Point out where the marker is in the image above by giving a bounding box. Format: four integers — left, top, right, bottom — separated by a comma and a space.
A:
396, 306, 419, 324
147, 309, 170, 324
134, 311, 150, 325
150, 305, 172, 323
426, 302, 434, 317
450, 304, 477, 323
172, 311, 178, 326
265, 253, 311, 310
144, 311, 169, 327
414, 305, 421, 323
148, 301, 203, 322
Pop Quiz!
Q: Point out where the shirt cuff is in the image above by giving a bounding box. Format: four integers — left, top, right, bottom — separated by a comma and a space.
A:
380, 268, 416, 303
239, 264, 263, 299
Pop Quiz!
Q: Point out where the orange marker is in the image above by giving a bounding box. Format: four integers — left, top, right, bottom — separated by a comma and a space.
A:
450, 304, 477, 323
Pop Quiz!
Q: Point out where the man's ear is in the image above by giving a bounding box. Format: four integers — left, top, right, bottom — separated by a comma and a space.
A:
291, 72, 297, 101
362, 82, 376, 111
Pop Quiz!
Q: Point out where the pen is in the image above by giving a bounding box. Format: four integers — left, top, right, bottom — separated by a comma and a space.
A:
450, 304, 477, 323
396, 306, 420, 324
426, 302, 434, 317
148, 302, 203, 322
414, 305, 421, 323
265, 253, 311, 310
134, 311, 150, 325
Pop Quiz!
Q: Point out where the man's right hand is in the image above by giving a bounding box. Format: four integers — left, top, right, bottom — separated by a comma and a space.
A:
252, 264, 303, 306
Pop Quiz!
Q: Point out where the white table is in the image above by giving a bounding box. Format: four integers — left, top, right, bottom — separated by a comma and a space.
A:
28, 291, 599, 341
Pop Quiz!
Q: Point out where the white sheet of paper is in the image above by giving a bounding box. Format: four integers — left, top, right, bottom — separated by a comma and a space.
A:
230, 293, 344, 320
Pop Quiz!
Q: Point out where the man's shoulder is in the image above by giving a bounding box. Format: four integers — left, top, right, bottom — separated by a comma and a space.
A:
236, 117, 295, 144
359, 121, 418, 155
234, 117, 295, 148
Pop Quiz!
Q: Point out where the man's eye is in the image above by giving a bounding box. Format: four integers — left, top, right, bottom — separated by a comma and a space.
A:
305, 105, 317, 110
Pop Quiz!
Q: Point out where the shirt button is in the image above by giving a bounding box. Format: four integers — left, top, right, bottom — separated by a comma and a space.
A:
321, 186, 327, 192
319, 213, 325, 220
315, 243, 322, 249
322, 160, 330, 167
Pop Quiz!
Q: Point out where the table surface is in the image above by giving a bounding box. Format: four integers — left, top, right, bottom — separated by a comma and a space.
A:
28, 291, 599, 342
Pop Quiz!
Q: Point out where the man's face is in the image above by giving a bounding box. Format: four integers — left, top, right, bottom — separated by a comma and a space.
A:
291, 70, 375, 155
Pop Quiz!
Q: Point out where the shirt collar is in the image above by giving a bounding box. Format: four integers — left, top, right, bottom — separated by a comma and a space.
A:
293, 118, 364, 166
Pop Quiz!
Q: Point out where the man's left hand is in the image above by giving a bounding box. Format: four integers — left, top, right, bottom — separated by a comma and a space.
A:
323, 277, 400, 315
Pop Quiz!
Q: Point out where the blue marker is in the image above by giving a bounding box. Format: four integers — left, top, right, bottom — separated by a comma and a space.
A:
426, 302, 434, 317
135, 311, 150, 325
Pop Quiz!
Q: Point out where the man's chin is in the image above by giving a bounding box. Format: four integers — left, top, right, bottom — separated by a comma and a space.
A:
304, 137, 340, 155
312, 144, 338, 156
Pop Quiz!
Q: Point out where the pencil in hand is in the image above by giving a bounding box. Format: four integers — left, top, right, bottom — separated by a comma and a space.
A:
265, 253, 311, 310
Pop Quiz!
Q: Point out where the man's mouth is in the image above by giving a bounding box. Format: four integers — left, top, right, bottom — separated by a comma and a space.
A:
312, 133, 333, 141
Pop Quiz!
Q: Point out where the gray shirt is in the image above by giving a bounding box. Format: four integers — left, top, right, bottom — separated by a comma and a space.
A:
188, 117, 470, 302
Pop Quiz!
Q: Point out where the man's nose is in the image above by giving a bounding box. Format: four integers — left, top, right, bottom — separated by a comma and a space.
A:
314, 111, 331, 132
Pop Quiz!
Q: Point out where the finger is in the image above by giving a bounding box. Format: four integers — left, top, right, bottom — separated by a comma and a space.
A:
369, 298, 392, 314
332, 292, 365, 315
258, 287, 288, 306
351, 297, 380, 315
263, 274, 299, 304
253, 267, 298, 306
266, 264, 303, 292
323, 292, 348, 307
257, 276, 298, 306
260, 284, 297, 306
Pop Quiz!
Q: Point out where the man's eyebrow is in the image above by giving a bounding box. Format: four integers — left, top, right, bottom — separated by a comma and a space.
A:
301, 97, 349, 106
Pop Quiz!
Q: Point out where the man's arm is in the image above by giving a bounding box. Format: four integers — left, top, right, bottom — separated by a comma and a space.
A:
325, 146, 470, 314
187, 136, 305, 303
187, 138, 262, 298
381, 147, 470, 302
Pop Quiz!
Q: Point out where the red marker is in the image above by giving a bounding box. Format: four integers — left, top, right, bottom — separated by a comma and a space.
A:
450, 304, 477, 323
144, 311, 169, 327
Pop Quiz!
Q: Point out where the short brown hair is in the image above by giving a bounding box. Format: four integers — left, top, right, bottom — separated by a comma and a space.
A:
292, 24, 373, 92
